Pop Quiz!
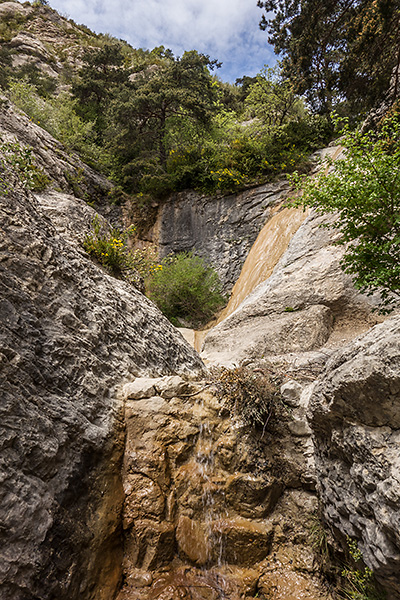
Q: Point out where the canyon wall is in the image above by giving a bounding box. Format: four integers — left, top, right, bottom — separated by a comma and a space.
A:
0, 174, 203, 600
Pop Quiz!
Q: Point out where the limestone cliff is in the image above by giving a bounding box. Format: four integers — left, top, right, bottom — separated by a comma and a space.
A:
154, 181, 291, 291
309, 317, 400, 599
0, 167, 203, 600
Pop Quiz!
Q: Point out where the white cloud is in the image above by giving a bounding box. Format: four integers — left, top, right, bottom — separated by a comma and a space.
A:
24, 0, 277, 80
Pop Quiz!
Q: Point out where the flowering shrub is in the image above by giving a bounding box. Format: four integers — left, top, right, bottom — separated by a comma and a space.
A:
83, 217, 129, 276
83, 217, 161, 289
210, 167, 246, 192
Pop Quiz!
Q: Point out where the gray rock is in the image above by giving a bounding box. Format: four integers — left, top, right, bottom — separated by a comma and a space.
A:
202, 211, 381, 366
309, 316, 400, 599
281, 380, 303, 408
123, 379, 159, 401
0, 179, 203, 600
0, 98, 115, 216
155, 181, 291, 291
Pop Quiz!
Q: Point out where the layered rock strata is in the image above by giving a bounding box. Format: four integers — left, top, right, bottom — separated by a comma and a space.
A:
154, 181, 291, 291
0, 97, 113, 209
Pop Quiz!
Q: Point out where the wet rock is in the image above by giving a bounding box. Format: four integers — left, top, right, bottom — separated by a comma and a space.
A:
202, 210, 381, 366
123, 474, 165, 527
215, 518, 274, 566
118, 379, 330, 600
259, 567, 331, 600
225, 474, 283, 518
176, 516, 274, 567
126, 520, 176, 570
176, 516, 210, 565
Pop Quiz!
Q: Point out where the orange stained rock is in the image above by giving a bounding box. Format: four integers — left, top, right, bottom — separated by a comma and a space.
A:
217, 204, 309, 323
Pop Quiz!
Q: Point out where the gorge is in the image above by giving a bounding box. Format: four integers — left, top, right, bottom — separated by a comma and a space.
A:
1, 2, 400, 599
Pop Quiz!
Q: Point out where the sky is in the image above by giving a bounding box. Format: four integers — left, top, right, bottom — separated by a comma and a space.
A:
43, 0, 277, 83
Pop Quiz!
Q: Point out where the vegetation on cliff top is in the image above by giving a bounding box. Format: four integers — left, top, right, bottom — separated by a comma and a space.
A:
0, 0, 331, 211
292, 114, 400, 312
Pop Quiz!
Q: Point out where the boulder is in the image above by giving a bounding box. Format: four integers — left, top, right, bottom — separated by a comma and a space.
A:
309, 315, 400, 599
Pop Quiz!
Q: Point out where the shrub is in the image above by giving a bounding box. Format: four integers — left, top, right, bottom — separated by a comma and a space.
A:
341, 537, 383, 600
83, 217, 129, 277
146, 252, 226, 327
83, 217, 159, 288
211, 365, 284, 433
0, 139, 49, 192
291, 114, 400, 312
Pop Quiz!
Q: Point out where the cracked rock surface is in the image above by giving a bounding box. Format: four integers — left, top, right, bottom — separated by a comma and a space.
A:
0, 178, 203, 600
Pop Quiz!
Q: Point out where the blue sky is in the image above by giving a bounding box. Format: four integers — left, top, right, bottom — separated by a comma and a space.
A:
44, 0, 277, 83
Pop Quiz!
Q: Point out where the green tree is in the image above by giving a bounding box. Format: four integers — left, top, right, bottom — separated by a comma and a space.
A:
108, 50, 220, 195
72, 43, 129, 141
292, 114, 400, 311
258, 0, 400, 116
244, 64, 305, 128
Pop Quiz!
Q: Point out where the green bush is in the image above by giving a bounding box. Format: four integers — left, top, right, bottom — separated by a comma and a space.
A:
146, 252, 226, 327
0, 139, 49, 192
291, 113, 400, 312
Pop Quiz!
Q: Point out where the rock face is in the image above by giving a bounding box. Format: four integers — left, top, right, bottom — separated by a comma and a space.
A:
155, 181, 291, 291
117, 375, 331, 600
309, 316, 400, 600
0, 177, 203, 600
202, 210, 382, 366
0, 98, 114, 210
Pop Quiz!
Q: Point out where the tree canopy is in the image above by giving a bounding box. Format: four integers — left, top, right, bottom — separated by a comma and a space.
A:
258, 0, 400, 116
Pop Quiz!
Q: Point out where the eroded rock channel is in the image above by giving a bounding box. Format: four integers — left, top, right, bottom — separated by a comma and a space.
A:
116, 375, 331, 600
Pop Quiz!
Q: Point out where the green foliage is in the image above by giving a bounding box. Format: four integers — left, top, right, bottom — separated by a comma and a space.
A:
12, 63, 57, 97
291, 114, 400, 311
0, 10, 28, 42
146, 252, 226, 327
341, 537, 382, 600
82, 217, 157, 286
83, 217, 130, 277
106, 50, 220, 196
211, 365, 284, 433
0, 138, 49, 192
308, 512, 330, 563
258, 0, 399, 116
244, 63, 305, 128
8, 78, 106, 169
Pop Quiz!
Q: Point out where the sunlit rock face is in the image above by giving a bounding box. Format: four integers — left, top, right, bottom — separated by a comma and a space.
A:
117, 376, 332, 600
202, 210, 382, 367
0, 180, 203, 600
309, 316, 400, 600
